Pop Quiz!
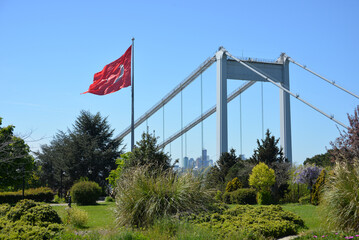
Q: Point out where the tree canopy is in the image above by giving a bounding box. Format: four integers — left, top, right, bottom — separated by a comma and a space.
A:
0, 117, 34, 190
36, 110, 123, 192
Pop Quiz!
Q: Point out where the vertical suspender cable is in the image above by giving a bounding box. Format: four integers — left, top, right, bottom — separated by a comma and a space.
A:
201, 73, 204, 151
162, 104, 165, 149
261, 81, 264, 139
201, 73, 204, 168
181, 90, 183, 167
240, 93, 242, 156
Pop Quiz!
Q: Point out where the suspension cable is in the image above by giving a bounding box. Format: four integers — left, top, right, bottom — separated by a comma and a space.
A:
239, 93, 243, 156
224, 50, 349, 129
261, 81, 264, 139
162, 104, 165, 149
201, 73, 204, 151
181, 90, 183, 166
287, 56, 359, 100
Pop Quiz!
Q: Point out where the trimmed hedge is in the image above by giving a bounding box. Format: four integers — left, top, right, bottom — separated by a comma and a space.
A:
222, 188, 256, 205
70, 181, 101, 205
188, 205, 305, 239
0, 187, 55, 204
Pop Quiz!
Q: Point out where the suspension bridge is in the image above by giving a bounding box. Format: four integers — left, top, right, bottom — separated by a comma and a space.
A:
116, 47, 358, 166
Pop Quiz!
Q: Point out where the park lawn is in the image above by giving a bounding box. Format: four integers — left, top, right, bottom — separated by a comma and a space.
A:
52, 202, 116, 229
281, 203, 322, 231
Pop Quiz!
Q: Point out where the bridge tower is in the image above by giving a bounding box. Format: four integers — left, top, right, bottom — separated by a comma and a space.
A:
216, 48, 292, 162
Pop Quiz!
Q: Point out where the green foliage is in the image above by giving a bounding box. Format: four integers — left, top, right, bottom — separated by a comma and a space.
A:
321, 161, 359, 231
0, 117, 34, 190
304, 152, 334, 168
115, 166, 215, 227
225, 177, 242, 192
188, 205, 305, 239
249, 162, 276, 192
70, 181, 101, 205
206, 149, 239, 190
282, 165, 311, 203
214, 190, 222, 202
36, 110, 123, 192
106, 153, 128, 187
53, 194, 65, 203
299, 194, 311, 205
256, 190, 273, 205
125, 132, 172, 174
225, 160, 255, 188
311, 169, 326, 205
0, 203, 10, 217
64, 207, 88, 228
249, 129, 286, 165
0, 199, 63, 239
224, 188, 257, 205
0, 187, 55, 204
105, 196, 114, 202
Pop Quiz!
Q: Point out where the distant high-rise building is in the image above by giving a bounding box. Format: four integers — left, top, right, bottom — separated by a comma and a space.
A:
183, 157, 188, 169
189, 158, 194, 169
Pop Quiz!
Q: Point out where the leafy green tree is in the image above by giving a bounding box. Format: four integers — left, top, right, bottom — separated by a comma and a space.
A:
304, 151, 334, 168
206, 149, 239, 190
36, 111, 123, 192
107, 152, 129, 187
0, 118, 34, 190
124, 132, 172, 174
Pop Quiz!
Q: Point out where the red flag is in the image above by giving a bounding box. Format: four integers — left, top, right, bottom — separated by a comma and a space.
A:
82, 46, 132, 95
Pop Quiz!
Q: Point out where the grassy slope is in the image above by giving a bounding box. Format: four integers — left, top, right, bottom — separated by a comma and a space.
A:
52, 202, 116, 229
281, 203, 322, 231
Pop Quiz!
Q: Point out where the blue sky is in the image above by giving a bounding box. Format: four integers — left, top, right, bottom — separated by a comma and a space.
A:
1, 0, 358, 166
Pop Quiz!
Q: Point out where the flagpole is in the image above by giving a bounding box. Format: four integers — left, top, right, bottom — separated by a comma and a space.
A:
131, 38, 135, 151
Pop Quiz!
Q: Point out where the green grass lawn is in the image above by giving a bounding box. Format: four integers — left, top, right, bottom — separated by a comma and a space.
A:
52, 202, 116, 229
281, 203, 322, 231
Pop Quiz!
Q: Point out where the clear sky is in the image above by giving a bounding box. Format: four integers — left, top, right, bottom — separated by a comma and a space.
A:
1, 0, 358, 166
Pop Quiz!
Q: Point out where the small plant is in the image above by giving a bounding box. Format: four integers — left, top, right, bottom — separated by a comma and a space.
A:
53, 194, 66, 203
70, 181, 101, 205
64, 207, 88, 228
225, 177, 242, 192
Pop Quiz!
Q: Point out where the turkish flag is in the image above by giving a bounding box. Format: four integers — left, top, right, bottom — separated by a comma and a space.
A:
82, 46, 132, 95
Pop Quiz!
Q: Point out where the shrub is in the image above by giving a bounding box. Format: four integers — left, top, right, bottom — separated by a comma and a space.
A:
293, 164, 322, 191
311, 169, 326, 205
321, 161, 359, 231
299, 194, 311, 204
225, 177, 242, 192
189, 205, 305, 239
105, 196, 114, 202
53, 194, 66, 203
0, 203, 11, 217
6, 199, 62, 225
115, 166, 215, 227
70, 181, 101, 205
231, 188, 257, 204
0, 199, 63, 239
256, 190, 273, 205
222, 191, 231, 204
64, 207, 88, 228
214, 190, 222, 202
0, 187, 54, 204
249, 163, 276, 204
249, 163, 276, 191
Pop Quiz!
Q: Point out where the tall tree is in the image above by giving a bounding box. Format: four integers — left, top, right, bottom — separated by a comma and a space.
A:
249, 129, 287, 165
36, 111, 123, 192
206, 149, 239, 190
0, 117, 34, 190
330, 105, 359, 164
125, 132, 172, 174
249, 129, 290, 201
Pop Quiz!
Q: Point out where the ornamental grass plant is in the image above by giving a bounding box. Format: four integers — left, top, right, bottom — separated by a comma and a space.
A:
321, 160, 359, 231
114, 166, 215, 228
